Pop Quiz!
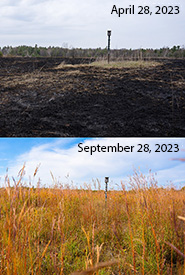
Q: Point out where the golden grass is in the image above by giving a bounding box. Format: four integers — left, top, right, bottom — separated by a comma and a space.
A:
54, 60, 162, 70
54, 63, 88, 70
0, 168, 185, 274
91, 60, 162, 68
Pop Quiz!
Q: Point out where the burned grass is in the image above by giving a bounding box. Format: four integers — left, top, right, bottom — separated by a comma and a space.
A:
0, 57, 185, 136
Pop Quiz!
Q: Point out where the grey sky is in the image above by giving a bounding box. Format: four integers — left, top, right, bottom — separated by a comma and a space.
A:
0, 0, 184, 48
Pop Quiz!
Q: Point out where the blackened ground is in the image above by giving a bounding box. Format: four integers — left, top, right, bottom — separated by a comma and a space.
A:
0, 57, 185, 137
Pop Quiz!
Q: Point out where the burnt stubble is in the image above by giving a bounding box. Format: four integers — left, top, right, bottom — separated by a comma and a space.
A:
0, 57, 185, 137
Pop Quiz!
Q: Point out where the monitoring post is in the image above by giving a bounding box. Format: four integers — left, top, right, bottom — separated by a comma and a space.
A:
105, 177, 109, 202
107, 30, 111, 64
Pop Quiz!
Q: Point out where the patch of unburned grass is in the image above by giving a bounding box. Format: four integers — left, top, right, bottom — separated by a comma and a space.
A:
55, 60, 161, 70
91, 60, 162, 69
54, 62, 88, 70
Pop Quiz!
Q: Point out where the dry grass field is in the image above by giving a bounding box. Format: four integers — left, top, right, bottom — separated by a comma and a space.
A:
1, 167, 185, 274
0, 57, 185, 137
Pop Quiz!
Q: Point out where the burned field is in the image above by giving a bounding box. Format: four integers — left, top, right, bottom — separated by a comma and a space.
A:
0, 57, 185, 137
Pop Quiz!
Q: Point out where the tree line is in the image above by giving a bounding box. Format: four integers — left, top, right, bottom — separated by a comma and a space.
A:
0, 44, 184, 59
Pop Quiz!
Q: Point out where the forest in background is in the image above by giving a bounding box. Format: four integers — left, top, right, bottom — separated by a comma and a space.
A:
0, 44, 185, 59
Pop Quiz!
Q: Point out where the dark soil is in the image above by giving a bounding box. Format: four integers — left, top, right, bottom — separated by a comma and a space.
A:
0, 57, 185, 137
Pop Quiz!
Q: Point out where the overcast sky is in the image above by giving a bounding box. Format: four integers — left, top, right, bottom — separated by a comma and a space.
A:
0, 138, 184, 190
0, 0, 184, 49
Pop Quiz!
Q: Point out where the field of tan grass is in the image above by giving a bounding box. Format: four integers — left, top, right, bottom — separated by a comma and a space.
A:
91, 60, 162, 69
1, 167, 185, 274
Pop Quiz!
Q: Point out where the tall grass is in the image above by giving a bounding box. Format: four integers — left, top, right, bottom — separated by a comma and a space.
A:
0, 168, 185, 274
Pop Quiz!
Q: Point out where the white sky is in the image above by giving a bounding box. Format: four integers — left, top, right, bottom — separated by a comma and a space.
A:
0, 138, 185, 190
0, 0, 184, 48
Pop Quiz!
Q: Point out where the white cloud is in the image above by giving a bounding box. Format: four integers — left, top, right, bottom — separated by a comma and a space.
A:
3, 138, 185, 189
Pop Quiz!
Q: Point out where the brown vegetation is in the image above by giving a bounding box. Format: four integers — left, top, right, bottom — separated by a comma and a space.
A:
1, 167, 185, 274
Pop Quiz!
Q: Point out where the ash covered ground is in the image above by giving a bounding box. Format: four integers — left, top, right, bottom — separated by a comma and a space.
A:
0, 57, 185, 137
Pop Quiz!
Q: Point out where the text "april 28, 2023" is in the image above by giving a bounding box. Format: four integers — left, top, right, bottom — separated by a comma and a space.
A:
111, 5, 180, 17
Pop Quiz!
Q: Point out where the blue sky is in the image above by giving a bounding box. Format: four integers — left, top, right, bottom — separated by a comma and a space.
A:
0, 0, 184, 49
0, 138, 185, 190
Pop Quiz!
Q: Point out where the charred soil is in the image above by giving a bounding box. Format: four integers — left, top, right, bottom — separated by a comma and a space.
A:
0, 57, 185, 137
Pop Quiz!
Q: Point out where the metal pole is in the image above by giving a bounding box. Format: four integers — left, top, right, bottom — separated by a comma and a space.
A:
107, 30, 111, 64
108, 36, 110, 64
105, 177, 109, 201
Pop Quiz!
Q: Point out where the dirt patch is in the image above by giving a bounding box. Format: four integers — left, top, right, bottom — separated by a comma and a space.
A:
0, 57, 185, 137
